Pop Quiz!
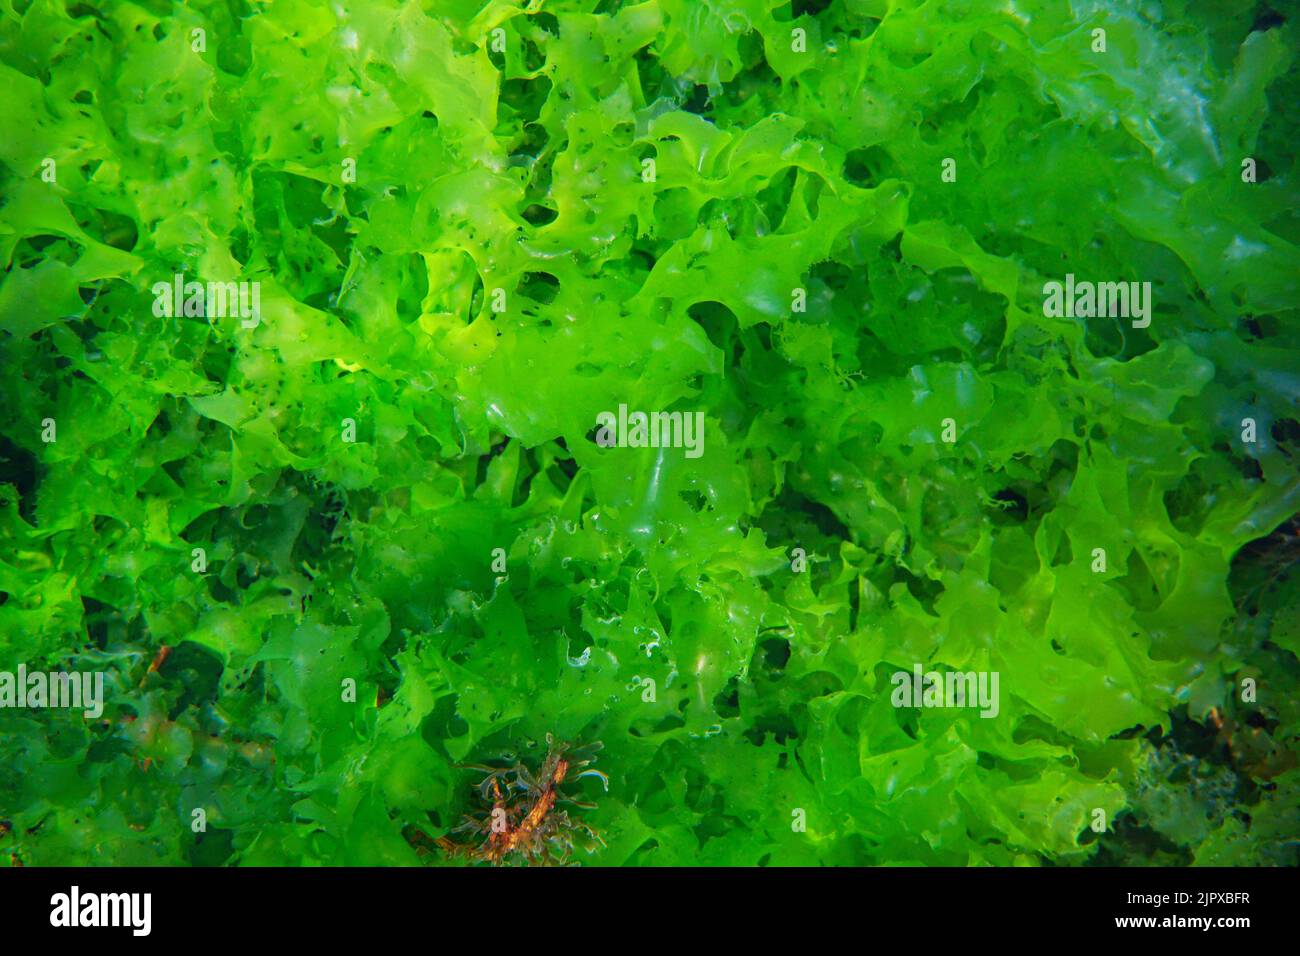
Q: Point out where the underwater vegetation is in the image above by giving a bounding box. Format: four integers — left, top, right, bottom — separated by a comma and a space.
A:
0, 0, 1298, 866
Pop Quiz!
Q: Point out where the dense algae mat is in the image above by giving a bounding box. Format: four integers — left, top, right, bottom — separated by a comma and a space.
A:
1, 0, 1298, 865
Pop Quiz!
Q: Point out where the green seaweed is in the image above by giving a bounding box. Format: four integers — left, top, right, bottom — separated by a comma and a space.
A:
0, 0, 1298, 867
